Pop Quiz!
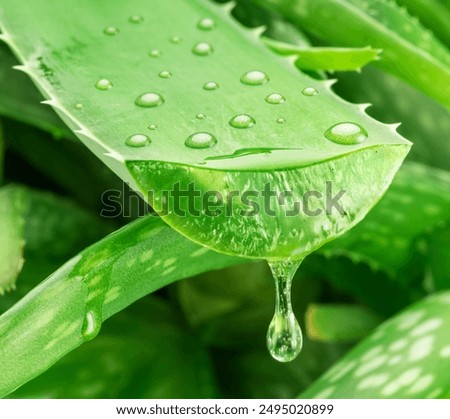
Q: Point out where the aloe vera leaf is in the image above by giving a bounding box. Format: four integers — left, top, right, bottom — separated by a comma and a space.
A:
0, 186, 26, 294
5, 120, 123, 209
9, 299, 218, 399
0, 184, 109, 294
0, 0, 410, 260
254, 0, 450, 109
428, 226, 450, 291
334, 65, 450, 171
0, 215, 241, 397
264, 39, 382, 71
300, 292, 450, 398
0, 120, 4, 183
0, 45, 73, 139
306, 304, 383, 343
395, 0, 450, 47
321, 162, 450, 276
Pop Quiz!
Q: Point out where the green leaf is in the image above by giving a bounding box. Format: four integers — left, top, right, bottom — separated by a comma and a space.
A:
306, 304, 382, 343
0, 184, 109, 293
0, 0, 410, 259
264, 39, 382, 71
427, 225, 450, 291
322, 162, 450, 276
253, 0, 450, 109
0, 45, 73, 139
9, 298, 218, 398
0, 215, 241, 397
395, 0, 450, 47
0, 186, 26, 294
300, 292, 450, 398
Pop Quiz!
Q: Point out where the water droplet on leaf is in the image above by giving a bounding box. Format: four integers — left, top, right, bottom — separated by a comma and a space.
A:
192, 42, 214, 56
302, 87, 318, 96
229, 114, 256, 129
95, 79, 113, 90
240, 70, 269, 86
158, 70, 172, 79
265, 93, 286, 104
148, 124, 157, 130
125, 134, 150, 147
196, 113, 206, 120
325, 122, 368, 145
170, 36, 182, 44
197, 18, 216, 31
82, 310, 101, 341
276, 118, 286, 124
103, 26, 119, 36
185, 132, 217, 149
129, 15, 144, 24
149, 49, 161, 58
203, 81, 219, 91
135, 92, 164, 108
75, 103, 84, 110
266, 260, 303, 362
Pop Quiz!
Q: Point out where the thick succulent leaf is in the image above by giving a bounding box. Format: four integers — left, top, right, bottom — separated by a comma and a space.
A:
0, 0, 410, 260
9, 299, 217, 399
254, 0, 450, 109
334, 65, 450, 171
395, 0, 450, 47
0, 184, 109, 293
264, 39, 382, 71
321, 162, 450, 276
0, 45, 72, 139
0, 215, 240, 397
306, 304, 382, 343
428, 226, 450, 291
0, 186, 26, 294
300, 292, 450, 398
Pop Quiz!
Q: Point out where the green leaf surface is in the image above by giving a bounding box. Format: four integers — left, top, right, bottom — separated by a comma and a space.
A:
0, 44, 73, 139
0, 215, 241, 397
300, 292, 450, 398
254, 0, 450, 109
264, 39, 381, 71
306, 304, 382, 343
395, 0, 450, 47
0, 0, 410, 260
0, 185, 25, 293
322, 162, 450, 276
9, 298, 217, 399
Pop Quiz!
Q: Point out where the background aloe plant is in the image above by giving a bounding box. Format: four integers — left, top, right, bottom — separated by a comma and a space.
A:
0, 0, 449, 399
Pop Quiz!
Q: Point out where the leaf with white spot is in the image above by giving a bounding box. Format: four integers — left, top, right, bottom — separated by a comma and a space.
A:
300, 292, 450, 398
0, 215, 241, 397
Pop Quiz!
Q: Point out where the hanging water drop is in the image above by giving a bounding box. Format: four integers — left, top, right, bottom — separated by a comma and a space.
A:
265, 93, 286, 104
197, 17, 216, 31
302, 87, 318, 96
170, 36, 182, 44
95, 79, 113, 90
240, 70, 269, 86
129, 15, 144, 24
266, 260, 303, 362
325, 122, 368, 145
158, 70, 172, 79
103, 26, 119, 36
149, 49, 161, 58
196, 113, 206, 120
185, 132, 217, 149
82, 310, 101, 341
192, 42, 214, 56
229, 114, 256, 129
125, 134, 150, 147
135, 92, 164, 108
203, 81, 219, 91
